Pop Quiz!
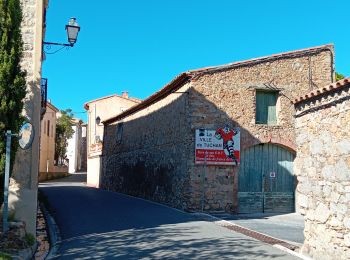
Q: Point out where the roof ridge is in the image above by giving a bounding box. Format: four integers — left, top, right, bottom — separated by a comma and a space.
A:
84, 93, 141, 109
188, 44, 333, 74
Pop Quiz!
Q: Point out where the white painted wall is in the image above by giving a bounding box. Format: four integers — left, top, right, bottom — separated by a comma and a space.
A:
87, 156, 100, 187
67, 125, 79, 173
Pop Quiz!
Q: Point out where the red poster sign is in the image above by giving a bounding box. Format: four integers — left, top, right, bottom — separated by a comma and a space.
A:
195, 127, 240, 165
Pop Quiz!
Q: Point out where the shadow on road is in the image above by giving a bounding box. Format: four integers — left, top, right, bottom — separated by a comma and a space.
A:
54, 224, 290, 259
40, 174, 298, 259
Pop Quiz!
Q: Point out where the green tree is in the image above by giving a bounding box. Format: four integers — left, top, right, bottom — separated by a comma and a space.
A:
55, 109, 75, 165
336, 72, 345, 81
0, 0, 26, 199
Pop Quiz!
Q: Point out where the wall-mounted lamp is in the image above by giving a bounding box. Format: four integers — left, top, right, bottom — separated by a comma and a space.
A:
95, 116, 101, 125
43, 18, 80, 54
65, 18, 80, 46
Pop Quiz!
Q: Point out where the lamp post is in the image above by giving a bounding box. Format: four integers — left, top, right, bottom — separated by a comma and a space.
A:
43, 17, 81, 49
3, 123, 34, 233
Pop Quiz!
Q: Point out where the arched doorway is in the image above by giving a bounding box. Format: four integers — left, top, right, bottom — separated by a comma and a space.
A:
238, 143, 295, 213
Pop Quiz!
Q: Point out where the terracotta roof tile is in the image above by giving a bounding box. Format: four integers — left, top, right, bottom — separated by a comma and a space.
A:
293, 77, 350, 104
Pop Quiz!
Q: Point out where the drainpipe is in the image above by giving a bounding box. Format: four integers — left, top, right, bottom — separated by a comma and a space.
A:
324, 46, 335, 82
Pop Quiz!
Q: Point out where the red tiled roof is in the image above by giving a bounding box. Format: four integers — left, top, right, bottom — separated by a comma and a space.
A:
103, 44, 334, 124
293, 77, 350, 104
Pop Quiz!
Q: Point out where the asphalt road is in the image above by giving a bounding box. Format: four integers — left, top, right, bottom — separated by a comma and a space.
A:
39, 174, 299, 259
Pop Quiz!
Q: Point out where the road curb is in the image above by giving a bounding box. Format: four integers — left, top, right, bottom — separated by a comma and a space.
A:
192, 212, 308, 259
39, 202, 61, 259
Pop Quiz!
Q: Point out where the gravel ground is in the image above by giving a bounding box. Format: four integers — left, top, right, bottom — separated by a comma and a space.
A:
35, 204, 50, 260
0, 221, 30, 254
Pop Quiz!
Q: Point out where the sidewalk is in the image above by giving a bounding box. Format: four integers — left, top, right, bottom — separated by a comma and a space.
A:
211, 212, 304, 246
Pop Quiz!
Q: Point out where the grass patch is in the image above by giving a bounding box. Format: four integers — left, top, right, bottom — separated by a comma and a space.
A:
24, 233, 35, 247
0, 252, 12, 260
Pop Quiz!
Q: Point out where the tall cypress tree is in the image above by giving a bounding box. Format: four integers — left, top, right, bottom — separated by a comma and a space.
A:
0, 0, 27, 200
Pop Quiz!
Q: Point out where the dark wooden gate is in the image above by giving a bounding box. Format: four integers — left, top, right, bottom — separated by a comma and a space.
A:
238, 143, 295, 213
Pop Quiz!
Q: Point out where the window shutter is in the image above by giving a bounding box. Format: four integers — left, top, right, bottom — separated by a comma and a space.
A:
256, 92, 268, 124
256, 91, 277, 125
267, 92, 277, 125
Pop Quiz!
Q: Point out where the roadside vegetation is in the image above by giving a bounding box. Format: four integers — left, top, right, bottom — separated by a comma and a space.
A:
0, 0, 26, 204
54, 109, 75, 166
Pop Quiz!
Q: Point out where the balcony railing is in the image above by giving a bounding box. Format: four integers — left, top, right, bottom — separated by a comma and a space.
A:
40, 78, 48, 118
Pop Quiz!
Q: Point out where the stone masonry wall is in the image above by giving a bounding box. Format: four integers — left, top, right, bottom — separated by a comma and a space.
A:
102, 46, 334, 213
102, 83, 192, 209
294, 84, 350, 259
9, 0, 46, 235
187, 48, 334, 212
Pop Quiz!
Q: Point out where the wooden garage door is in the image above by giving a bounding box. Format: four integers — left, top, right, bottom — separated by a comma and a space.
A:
238, 144, 295, 213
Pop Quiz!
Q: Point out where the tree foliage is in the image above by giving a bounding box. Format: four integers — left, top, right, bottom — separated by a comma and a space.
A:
55, 109, 75, 165
336, 72, 345, 81
0, 0, 26, 189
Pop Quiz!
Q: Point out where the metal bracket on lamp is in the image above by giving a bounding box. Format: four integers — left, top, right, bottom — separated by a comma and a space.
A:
43, 17, 80, 54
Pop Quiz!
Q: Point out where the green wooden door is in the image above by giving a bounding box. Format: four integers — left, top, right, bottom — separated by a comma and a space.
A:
238, 144, 295, 213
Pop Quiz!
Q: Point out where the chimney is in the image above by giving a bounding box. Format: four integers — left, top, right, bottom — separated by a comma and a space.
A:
121, 91, 129, 98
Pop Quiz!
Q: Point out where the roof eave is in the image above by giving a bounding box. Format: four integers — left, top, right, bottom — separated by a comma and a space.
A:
103, 72, 192, 125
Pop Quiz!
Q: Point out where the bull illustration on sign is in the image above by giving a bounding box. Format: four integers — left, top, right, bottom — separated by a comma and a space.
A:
215, 125, 239, 164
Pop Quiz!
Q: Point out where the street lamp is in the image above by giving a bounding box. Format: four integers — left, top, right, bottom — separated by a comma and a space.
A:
43, 17, 81, 49
66, 18, 80, 46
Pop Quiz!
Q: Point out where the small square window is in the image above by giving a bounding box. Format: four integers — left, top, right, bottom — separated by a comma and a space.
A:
255, 90, 278, 125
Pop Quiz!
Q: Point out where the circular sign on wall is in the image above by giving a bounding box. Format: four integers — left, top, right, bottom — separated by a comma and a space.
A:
18, 122, 35, 150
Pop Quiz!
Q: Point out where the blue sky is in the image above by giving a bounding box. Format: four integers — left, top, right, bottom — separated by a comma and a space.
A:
42, 0, 349, 122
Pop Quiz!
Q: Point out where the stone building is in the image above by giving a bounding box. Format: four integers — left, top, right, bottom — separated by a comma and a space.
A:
102, 44, 335, 213
9, 0, 48, 235
84, 92, 141, 187
39, 101, 58, 174
293, 78, 350, 259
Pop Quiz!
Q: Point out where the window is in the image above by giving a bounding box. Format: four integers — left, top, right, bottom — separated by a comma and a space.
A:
47, 120, 50, 136
255, 90, 278, 125
116, 123, 123, 144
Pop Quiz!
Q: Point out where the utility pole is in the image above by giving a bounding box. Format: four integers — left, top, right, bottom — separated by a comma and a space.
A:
3, 131, 13, 233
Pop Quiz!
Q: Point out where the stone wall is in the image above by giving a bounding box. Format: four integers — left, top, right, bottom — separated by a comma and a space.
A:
294, 82, 350, 259
9, 0, 46, 235
102, 83, 191, 209
102, 46, 334, 212
187, 47, 333, 212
